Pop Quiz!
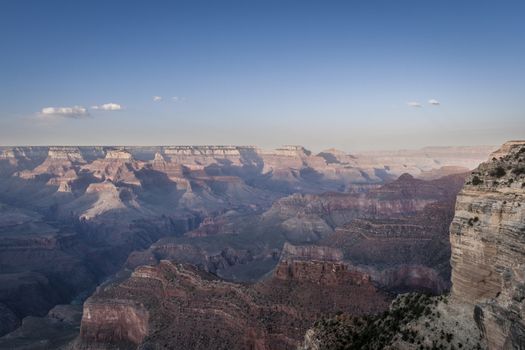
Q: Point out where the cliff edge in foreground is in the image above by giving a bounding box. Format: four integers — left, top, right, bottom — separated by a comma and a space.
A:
301, 140, 525, 350
450, 140, 525, 349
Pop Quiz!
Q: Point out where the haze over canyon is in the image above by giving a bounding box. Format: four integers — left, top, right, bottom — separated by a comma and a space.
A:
3, 142, 524, 349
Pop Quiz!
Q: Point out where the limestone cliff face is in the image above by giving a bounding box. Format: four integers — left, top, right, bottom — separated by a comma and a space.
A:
275, 243, 370, 286
79, 299, 149, 349
280, 242, 344, 262
450, 140, 525, 349
15, 147, 85, 192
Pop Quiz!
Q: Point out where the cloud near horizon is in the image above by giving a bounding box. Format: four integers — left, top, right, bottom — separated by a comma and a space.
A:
91, 103, 123, 111
407, 101, 422, 108
153, 96, 162, 102
428, 99, 440, 106
40, 106, 90, 119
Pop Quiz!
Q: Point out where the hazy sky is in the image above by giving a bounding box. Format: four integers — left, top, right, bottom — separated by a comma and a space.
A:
1, 0, 524, 151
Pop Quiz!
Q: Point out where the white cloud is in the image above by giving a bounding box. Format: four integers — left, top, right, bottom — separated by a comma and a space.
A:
40, 106, 89, 119
91, 103, 123, 111
407, 101, 422, 108
428, 99, 440, 106
171, 96, 179, 102
153, 96, 162, 102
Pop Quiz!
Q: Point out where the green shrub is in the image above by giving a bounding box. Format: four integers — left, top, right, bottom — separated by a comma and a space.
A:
490, 166, 506, 178
471, 176, 483, 185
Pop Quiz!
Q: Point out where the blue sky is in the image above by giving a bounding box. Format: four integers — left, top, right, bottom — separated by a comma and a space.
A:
0, 0, 524, 151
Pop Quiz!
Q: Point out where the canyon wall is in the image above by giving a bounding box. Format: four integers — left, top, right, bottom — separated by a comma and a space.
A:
450, 140, 525, 349
76, 255, 390, 350
299, 141, 525, 350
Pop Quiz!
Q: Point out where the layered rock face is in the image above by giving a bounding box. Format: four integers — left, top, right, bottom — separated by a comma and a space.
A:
0, 147, 48, 176
265, 172, 465, 230
450, 140, 525, 349
80, 300, 148, 348
16, 147, 86, 193
122, 172, 466, 291
270, 173, 466, 293
81, 149, 142, 186
279, 242, 344, 262
274, 243, 370, 287
300, 141, 525, 350
77, 252, 390, 350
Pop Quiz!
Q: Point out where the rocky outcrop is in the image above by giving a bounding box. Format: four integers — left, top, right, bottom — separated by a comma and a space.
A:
81, 149, 142, 186
79, 300, 149, 349
77, 258, 390, 350
280, 242, 344, 262
265, 173, 465, 230
264, 173, 466, 293
14, 147, 86, 193
104, 149, 133, 160
273, 259, 371, 287
74, 181, 140, 220
125, 241, 261, 279
150, 152, 185, 180
300, 294, 486, 350
274, 243, 371, 286
450, 140, 525, 349
299, 140, 525, 350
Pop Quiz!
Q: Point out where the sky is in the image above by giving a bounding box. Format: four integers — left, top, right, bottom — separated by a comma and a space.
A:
0, 0, 524, 152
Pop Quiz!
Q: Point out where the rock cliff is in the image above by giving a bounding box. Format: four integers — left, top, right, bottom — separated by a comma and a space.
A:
299, 140, 525, 350
76, 251, 390, 350
450, 140, 525, 349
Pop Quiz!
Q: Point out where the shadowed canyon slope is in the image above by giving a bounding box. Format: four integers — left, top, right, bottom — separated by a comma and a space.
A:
129, 172, 466, 294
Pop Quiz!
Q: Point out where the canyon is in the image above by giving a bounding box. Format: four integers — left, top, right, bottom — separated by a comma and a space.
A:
301, 140, 525, 350
3, 2, 521, 350
0, 144, 496, 348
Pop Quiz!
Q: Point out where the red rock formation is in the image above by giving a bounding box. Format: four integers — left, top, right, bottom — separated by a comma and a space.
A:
79, 300, 149, 348
81, 149, 142, 186
77, 257, 390, 350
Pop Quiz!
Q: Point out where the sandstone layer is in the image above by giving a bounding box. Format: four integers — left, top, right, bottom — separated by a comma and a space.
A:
450, 140, 525, 349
